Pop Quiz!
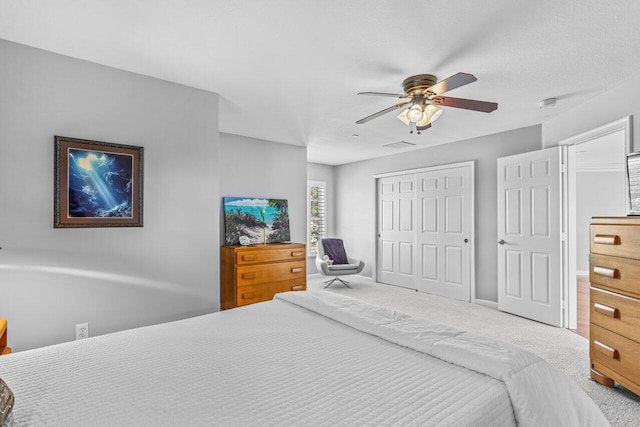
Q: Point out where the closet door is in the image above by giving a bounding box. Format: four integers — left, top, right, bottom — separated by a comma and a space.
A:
416, 165, 472, 301
377, 174, 416, 288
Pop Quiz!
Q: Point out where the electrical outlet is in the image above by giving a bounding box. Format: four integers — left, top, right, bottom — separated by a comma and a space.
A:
75, 323, 89, 340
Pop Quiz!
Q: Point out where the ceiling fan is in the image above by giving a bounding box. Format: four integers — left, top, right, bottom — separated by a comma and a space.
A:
356, 72, 498, 134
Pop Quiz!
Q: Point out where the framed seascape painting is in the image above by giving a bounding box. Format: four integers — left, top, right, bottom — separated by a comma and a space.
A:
54, 136, 144, 228
223, 197, 290, 245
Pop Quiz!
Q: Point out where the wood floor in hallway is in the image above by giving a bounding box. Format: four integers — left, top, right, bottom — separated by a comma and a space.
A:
572, 275, 589, 339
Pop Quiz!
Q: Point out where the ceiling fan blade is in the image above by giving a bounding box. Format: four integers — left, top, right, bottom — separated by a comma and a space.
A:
356, 102, 410, 124
424, 72, 477, 96
432, 96, 498, 113
358, 91, 409, 98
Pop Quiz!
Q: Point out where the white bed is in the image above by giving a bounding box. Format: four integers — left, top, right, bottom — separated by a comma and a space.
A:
0, 291, 608, 426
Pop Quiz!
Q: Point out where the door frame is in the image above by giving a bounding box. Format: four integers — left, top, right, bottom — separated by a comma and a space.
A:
372, 161, 476, 302
558, 116, 632, 329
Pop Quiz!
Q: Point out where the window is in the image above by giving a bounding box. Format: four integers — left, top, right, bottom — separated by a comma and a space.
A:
307, 180, 326, 255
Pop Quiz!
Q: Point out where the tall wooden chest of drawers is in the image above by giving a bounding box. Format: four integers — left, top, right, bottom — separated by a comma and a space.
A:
221, 243, 306, 310
590, 216, 640, 396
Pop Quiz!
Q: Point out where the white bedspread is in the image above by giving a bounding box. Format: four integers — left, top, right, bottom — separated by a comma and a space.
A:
275, 291, 610, 426
0, 291, 607, 426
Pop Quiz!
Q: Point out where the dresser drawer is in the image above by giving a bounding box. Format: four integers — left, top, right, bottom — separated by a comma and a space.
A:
236, 246, 305, 265
590, 324, 640, 387
591, 224, 640, 259
590, 253, 640, 298
236, 280, 305, 306
237, 261, 305, 286
590, 287, 640, 343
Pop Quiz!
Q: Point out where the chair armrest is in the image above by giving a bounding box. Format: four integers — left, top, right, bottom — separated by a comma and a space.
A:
346, 257, 365, 273
315, 257, 332, 275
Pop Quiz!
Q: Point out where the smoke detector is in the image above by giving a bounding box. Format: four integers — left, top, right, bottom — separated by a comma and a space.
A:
538, 98, 557, 109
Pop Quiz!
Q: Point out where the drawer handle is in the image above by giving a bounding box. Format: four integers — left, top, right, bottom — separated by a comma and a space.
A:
291, 251, 303, 257
291, 267, 303, 273
242, 292, 256, 300
593, 234, 620, 245
242, 255, 256, 261
291, 285, 303, 291
593, 340, 619, 360
593, 266, 618, 278
594, 303, 620, 318
241, 272, 256, 279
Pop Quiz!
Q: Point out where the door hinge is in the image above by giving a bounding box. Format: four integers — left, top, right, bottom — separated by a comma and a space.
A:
562, 300, 568, 310
562, 232, 567, 241
561, 163, 567, 174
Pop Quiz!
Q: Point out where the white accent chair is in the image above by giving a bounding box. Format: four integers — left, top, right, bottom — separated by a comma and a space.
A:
315, 238, 365, 288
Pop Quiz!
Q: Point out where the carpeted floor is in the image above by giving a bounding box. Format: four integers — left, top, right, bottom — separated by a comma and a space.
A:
308, 275, 640, 426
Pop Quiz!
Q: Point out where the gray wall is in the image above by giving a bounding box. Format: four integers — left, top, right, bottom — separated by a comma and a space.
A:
542, 74, 640, 151
306, 162, 336, 273
575, 170, 626, 271
334, 125, 542, 303
219, 133, 307, 246
542, 76, 640, 272
0, 40, 220, 351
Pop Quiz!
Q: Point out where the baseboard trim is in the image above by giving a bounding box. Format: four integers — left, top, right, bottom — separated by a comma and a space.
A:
474, 299, 498, 310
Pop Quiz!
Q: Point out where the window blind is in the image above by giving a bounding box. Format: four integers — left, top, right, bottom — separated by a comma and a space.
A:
308, 181, 326, 254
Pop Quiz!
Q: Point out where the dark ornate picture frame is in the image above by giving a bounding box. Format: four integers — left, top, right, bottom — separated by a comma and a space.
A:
54, 136, 144, 228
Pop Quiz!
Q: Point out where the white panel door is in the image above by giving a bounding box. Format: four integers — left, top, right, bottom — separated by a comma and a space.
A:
497, 146, 563, 327
377, 175, 416, 288
416, 165, 472, 301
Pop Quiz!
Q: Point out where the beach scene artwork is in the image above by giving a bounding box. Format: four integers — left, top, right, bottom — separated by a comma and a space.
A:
224, 197, 290, 245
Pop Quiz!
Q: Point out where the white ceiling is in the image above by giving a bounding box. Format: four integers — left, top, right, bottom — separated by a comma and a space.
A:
1, 1, 640, 165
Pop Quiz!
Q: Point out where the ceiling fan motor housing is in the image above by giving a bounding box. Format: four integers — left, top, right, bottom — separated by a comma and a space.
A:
402, 74, 438, 96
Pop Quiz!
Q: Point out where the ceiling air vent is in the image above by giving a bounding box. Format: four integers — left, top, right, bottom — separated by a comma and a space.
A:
384, 141, 416, 149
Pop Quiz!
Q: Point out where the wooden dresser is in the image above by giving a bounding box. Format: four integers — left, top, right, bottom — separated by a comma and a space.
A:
589, 216, 640, 396
0, 318, 11, 355
221, 243, 306, 310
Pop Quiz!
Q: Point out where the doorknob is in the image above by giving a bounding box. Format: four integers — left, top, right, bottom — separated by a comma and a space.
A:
498, 239, 506, 245
464, 239, 468, 243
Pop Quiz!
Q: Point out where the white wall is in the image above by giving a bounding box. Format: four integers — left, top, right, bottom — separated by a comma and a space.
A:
334, 126, 542, 303
306, 162, 336, 273
0, 40, 220, 351
219, 133, 307, 246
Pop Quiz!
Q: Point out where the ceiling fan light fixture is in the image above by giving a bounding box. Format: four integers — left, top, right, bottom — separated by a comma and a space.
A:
396, 108, 411, 126
425, 104, 443, 123
397, 104, 442, 131
406, 104, 425, 123
416, 114, 430, 128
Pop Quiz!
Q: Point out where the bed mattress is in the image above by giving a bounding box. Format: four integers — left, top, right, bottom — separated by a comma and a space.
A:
0, 291, 607, 426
